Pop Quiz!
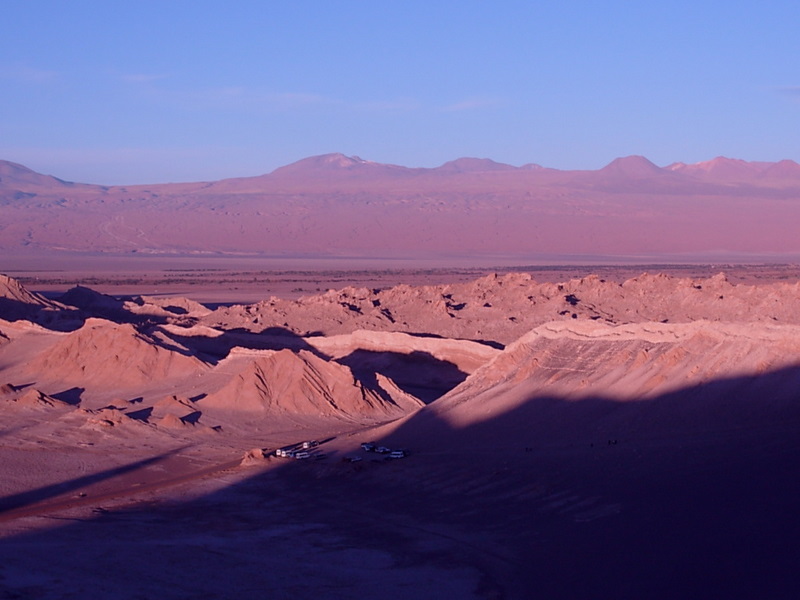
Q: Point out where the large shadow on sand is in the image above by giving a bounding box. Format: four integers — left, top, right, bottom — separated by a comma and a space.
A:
0, 297, 84, 332
336, 348, 468, 403
162, 325, 328, 363
0, 452, 178, 516
1, 366, 799, 599
1, 290, 194, 332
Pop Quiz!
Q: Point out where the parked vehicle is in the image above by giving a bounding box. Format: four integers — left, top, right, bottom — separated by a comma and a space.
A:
389, 450, 406, 459
301, 440, 319, 449
361, 442, 376, 452
376, 446, 391, 454
294, 451, 311, 460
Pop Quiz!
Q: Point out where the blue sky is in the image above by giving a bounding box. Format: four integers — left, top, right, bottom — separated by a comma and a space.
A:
1, 1, 798, 184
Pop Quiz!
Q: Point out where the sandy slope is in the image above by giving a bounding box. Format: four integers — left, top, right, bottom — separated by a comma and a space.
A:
24, 318, 209, 391
429, 319, 800, 430
199, 348, 407, 420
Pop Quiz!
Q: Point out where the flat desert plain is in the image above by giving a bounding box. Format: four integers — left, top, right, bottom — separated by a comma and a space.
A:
1, 264, 800, 599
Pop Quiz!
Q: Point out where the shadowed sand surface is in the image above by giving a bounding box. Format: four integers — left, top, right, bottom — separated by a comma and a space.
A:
1, 266, 800, 599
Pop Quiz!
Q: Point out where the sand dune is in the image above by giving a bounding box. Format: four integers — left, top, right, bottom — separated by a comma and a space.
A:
150, 394, 199, 419
0, 273, 65, 322
308, 329, 498, 367
200, 348, 410, 421
25, 318, 209, 389
424, 319, 800, 436
0, 274, 59, 307
1, 386, 74, 410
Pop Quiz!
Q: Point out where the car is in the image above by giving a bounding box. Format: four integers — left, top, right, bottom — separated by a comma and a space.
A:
389, 450, 406, 459
294, 451, 311, 459
301, 440, 319, 449
361, 442, 376, 452
376, 446, 391, 454
344, 456, 362, 463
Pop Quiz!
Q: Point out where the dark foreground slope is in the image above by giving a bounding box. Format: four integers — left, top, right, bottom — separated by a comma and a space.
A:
1, 361, 797, 599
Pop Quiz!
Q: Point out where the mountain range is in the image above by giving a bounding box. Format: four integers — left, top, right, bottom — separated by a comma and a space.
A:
2, 154, 800, 260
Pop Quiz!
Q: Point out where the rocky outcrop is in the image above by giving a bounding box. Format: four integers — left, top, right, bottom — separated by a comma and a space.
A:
200, 349, 414, 421
25, 318, 209, 389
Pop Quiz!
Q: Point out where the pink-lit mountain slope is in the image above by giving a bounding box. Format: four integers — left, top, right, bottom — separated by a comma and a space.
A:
2, 154, 800, 259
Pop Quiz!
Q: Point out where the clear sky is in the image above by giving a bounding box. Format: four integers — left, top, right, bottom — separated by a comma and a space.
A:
1, 1, 798, 185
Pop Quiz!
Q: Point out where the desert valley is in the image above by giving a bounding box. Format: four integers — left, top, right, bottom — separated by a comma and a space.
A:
2, 156, 800, 598
2, 263, 800, 598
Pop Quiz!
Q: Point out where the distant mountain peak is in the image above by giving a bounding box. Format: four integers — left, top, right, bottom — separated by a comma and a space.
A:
520, 162, 545, 171
670, 156, 771, 181
266, 153, 401, 180
316, 153, 368, 167
0, 159, 36, 176
761, 159, 800, 180
436, 157, 517, 173
698, 156, 751, 170
275, 153, 367, 171
0, 159, 73, 188
600, 155, 663, 177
